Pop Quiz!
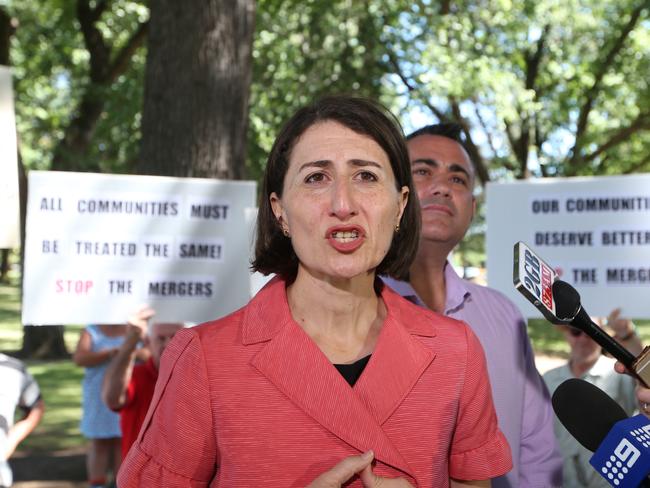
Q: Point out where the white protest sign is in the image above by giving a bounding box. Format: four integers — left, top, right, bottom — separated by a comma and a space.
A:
486, 173, 650, 319
0, 66, 20, 248
23, 171, 257, 325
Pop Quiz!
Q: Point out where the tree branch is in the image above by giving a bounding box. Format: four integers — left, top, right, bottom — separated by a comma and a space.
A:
77, 0, 111, 81
622, 153, 650, 174
568, 2, 645, 165
451, 100, 490, 185
525, 24, 549, 90
385, 47, 449, 122
106, 20, 148, 82
583, 112, 650, 162
471, 99, 498, 157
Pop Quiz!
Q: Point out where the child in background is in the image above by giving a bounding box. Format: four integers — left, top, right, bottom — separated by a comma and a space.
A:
73, 324, 148, 488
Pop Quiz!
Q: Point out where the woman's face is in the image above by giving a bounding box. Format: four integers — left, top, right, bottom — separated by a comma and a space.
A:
271, 120, 408, 283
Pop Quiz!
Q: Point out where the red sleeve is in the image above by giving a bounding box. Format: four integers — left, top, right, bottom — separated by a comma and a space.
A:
117, 329, 217, 487
121, 373, 136, 409
449, 324, 513, 480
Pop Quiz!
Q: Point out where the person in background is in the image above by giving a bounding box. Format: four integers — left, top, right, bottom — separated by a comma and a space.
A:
383, 122, 562, 487
543, 308, 643, 488
0, 353, 45, 488
597, 308, 644, 356
74, 323, 148, 488
609, 310, 650, 419
117, 95, 512, 487
101, 308, 183, 459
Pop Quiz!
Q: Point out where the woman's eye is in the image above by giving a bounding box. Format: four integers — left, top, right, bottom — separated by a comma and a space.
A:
357, 171, 378, 182
305, 172, 325, 184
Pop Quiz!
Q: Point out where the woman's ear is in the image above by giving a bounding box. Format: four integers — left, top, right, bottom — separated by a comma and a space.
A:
270, 192, 286, 230
397, 186, 409, 223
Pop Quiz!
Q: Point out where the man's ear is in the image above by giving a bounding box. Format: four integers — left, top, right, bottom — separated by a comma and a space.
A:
471, 196, 477, 220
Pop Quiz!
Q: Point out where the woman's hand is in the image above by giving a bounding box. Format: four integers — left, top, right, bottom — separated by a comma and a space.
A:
307, 451, 414, 488
307, 451, 374, 487
359, 464, 415, 487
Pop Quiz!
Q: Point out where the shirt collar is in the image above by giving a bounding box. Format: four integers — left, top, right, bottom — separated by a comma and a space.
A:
381, 277, 422, 306
584, 355, 614, 378
443, 262, 472, 314
382, 261, 472, 315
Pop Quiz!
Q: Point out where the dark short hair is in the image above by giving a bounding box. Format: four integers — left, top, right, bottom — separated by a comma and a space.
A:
252, 95, 421, 282
407, 122, 476, 185
407, 122, 464, 143
407, 122, 473, 158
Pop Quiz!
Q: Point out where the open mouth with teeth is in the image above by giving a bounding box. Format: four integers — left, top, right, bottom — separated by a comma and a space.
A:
331, 230, 359, 243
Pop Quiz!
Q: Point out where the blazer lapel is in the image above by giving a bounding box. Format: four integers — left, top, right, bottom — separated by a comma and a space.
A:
244, 279, 416, 478
251, 319, 416, 479
354, 312, 436, 425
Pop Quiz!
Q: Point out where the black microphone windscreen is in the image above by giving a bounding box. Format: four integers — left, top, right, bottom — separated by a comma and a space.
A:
552, 280, 582, 321
551, 378, 628, 452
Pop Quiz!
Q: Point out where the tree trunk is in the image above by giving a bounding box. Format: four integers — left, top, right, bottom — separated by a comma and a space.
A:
16, 154, 67, 358
20, 326, 69, 359
0, 249, 9, 282
137, 0, 255, 179
1, 6, 69, 358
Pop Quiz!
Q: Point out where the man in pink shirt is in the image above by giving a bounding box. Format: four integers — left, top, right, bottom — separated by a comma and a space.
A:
384, 123, 562, 487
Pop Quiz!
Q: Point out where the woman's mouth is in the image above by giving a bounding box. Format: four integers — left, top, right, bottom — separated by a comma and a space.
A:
326, 227, 365, 252
331, 230, 359, 243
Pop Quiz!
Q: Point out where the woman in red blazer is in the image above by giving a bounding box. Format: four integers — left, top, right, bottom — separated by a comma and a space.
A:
118, 96, 512, 487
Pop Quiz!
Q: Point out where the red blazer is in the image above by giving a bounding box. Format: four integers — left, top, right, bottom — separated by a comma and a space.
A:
118, 277, 511, 487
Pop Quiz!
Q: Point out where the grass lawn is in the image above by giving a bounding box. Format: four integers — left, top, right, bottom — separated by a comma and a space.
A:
0, 278, 85, 454
1, 276, 649, 454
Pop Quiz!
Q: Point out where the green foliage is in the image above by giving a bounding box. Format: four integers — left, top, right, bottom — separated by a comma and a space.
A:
4, 0, 647, 180
527, 319, 569, 356
387, 0, 649, 178
5, 0, 147, 173
527, 318, 650, 356
247, 0, 406, 179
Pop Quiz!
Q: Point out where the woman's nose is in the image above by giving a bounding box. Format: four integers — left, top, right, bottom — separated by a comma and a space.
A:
329, 180, 358, 219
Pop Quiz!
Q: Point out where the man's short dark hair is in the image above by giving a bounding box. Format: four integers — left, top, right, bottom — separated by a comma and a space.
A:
251, 95, 421, 282
407, 122, 469, 153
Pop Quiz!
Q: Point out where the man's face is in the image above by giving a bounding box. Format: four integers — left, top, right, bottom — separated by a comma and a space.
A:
561, 326, 601, 362
149, 323, 183, 367
407, 134, 476, 248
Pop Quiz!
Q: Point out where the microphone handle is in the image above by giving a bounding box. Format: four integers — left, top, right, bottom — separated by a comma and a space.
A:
573, 307, 636, 369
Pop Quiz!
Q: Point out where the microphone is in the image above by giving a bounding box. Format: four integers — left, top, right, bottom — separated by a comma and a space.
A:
552, 378, 650, 487
552, 279, 638, 374
513, 241, 650, 387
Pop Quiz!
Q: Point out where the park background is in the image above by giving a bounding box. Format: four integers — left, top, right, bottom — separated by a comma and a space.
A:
0, 0, 648, 485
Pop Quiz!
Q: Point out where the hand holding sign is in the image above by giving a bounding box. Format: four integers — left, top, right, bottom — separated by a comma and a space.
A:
126, 306, 155, 341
